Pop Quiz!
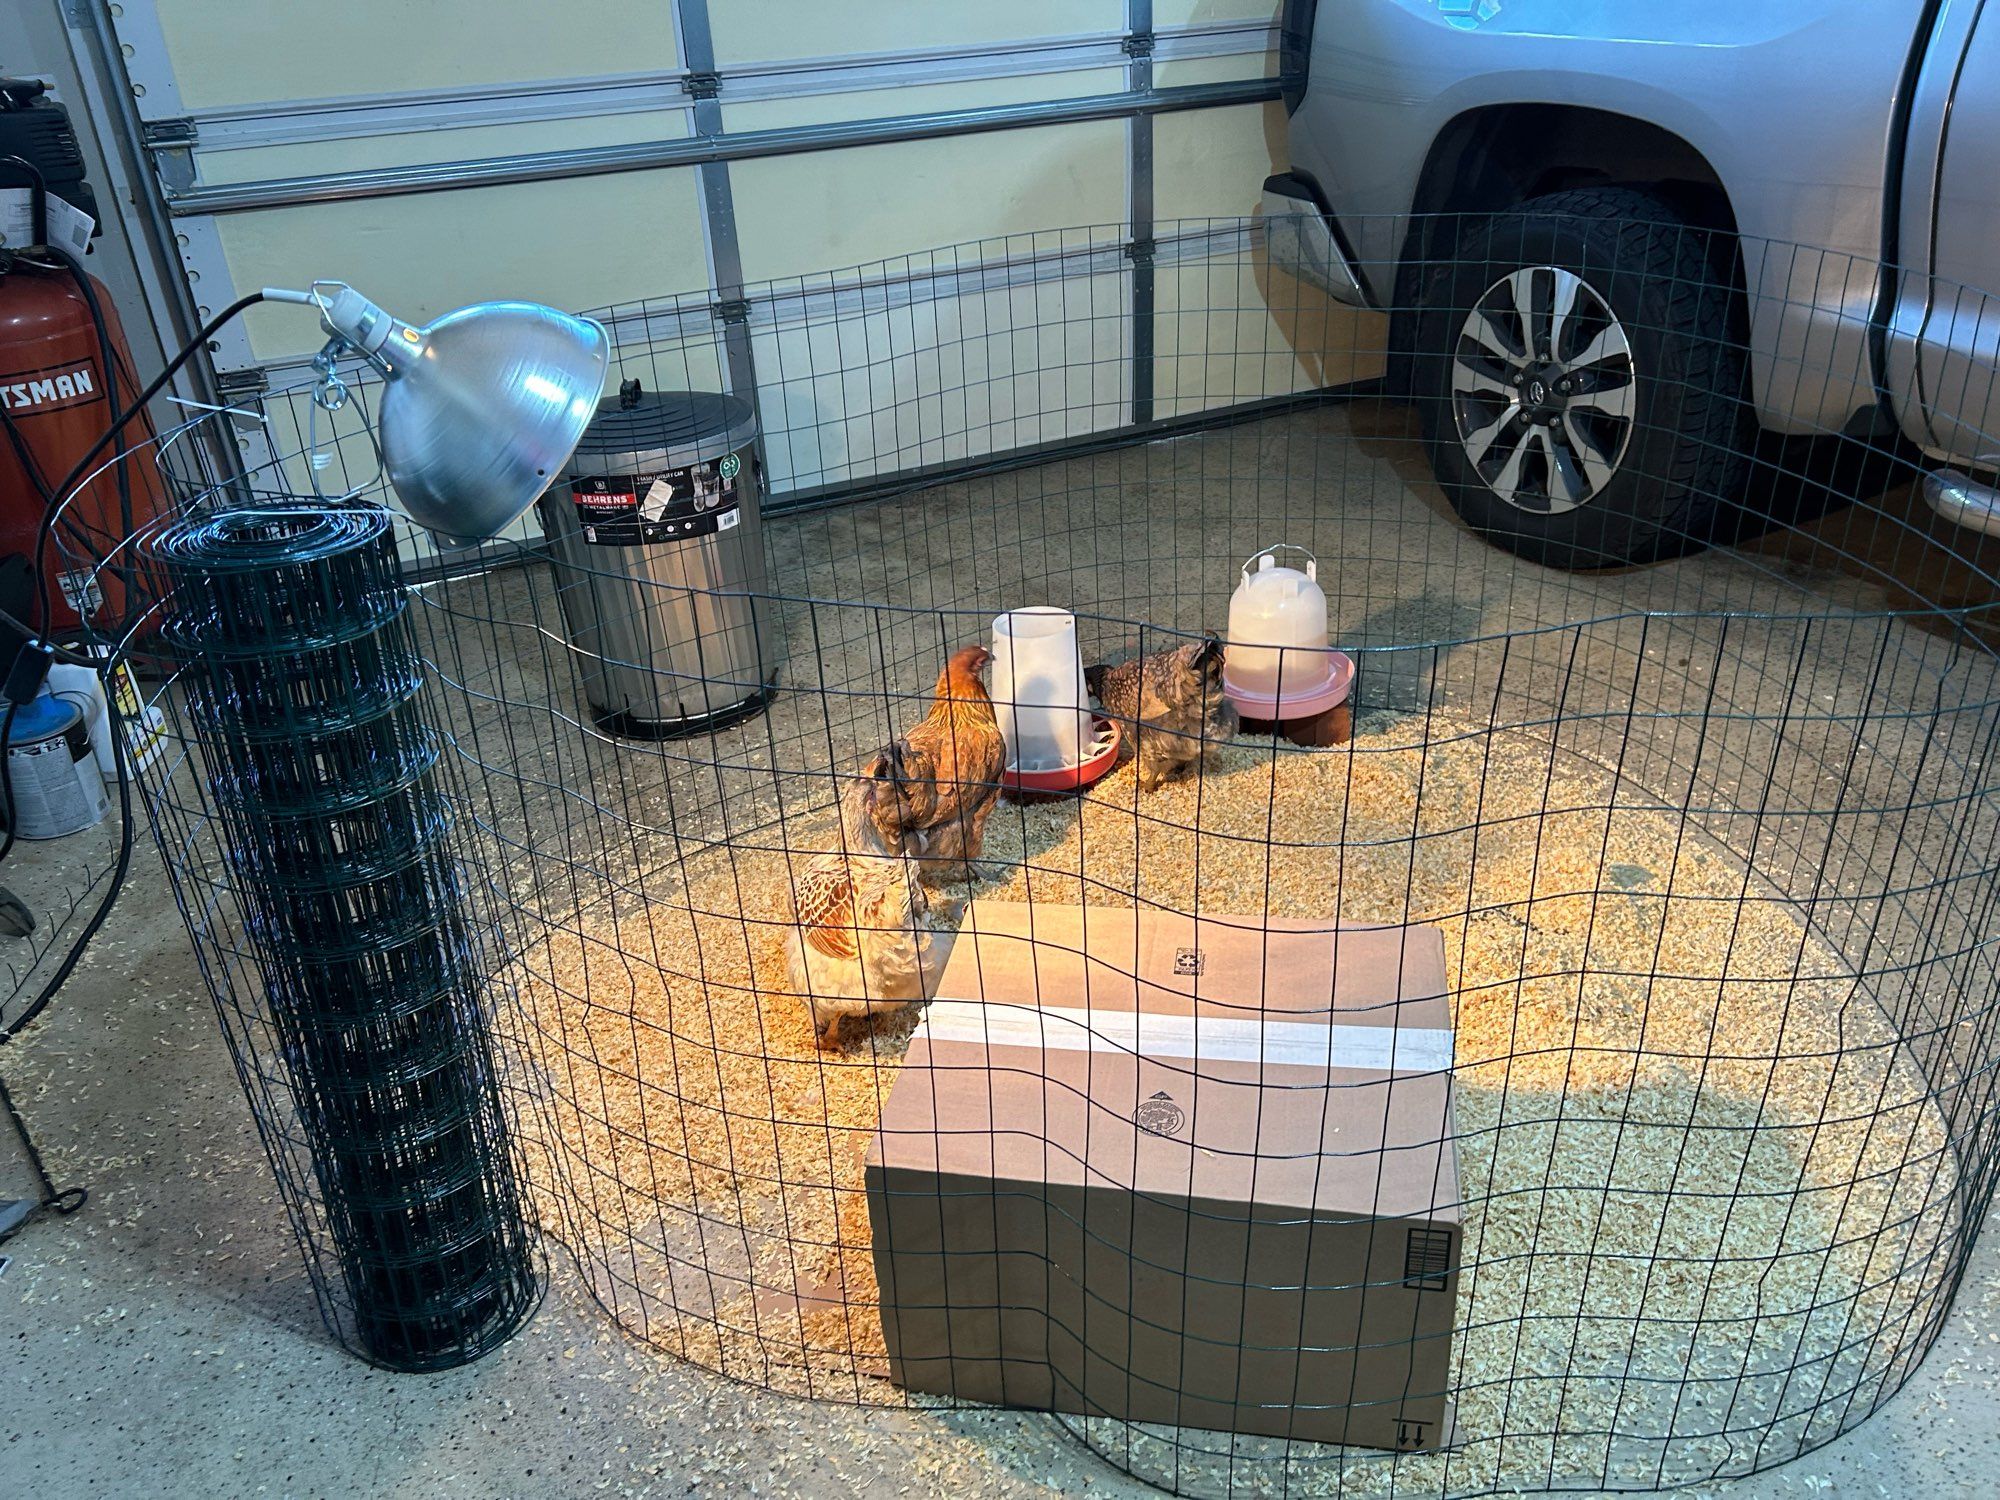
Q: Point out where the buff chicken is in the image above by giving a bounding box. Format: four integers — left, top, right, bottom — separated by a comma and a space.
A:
785, 761, 953, 1050
785, 842, 943, 1051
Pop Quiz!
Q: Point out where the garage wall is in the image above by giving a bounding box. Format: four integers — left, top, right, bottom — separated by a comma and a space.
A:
102, 0, 1383, 510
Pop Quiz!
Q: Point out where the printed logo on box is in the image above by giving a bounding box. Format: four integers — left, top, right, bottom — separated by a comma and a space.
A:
1134, 1090, 1186, 1139
1173, 946, 1204, 976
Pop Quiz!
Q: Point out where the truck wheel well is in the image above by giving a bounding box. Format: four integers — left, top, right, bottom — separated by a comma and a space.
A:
1410, 104, 1736, 235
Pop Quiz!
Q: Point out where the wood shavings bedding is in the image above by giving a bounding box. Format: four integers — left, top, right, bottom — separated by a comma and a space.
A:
506, 714, 1958, 1492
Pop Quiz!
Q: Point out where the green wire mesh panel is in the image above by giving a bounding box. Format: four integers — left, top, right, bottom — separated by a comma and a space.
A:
80, 213, 2000, 1492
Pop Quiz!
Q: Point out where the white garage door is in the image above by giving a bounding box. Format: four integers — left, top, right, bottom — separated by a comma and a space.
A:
98, 0, 1382, 513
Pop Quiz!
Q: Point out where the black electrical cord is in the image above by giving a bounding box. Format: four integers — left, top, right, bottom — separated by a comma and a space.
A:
0, 663, 133, 1045
0, 296, 266, 1044
0, 697, 19, 872
0, 169, 247, 1227
0, 1063, 85, 1214
0, 399, 127, 594
31, 291, 267, 638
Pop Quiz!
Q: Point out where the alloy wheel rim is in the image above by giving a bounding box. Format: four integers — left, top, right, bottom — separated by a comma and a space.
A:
1450, 265, 1637, 515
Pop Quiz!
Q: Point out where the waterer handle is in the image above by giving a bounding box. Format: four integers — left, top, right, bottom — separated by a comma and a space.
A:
1243, 543, 1318, 584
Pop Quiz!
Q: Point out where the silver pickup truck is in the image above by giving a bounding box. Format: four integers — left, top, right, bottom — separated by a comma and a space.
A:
1265, 0, 2000, 568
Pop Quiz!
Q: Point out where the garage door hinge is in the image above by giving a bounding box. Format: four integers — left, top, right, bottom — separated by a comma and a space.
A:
141, 118, 198, 194
683, 71, 722, 101
712, 297, 751, 326
214, 367, 268, 400
1122, 32, 1155, 59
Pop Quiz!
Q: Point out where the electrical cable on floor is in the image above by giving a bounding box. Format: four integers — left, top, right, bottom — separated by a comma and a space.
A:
0, 1064, 85, 1217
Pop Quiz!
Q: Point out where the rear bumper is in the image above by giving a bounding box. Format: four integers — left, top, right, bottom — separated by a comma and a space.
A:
1260, 173, 1370, 309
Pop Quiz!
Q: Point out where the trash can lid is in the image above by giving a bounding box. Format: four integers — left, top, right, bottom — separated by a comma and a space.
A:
571, 388, 758, 471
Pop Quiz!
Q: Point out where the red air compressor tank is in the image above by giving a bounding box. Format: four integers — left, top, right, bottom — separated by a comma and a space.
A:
0, 258, 168, 635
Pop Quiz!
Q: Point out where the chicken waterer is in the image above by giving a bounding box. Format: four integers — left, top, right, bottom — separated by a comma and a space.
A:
1223, 545, 1356, 746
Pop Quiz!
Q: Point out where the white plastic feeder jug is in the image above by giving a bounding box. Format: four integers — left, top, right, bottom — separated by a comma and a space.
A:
991, 607, 1092, 773
1223, 544, 1350, 718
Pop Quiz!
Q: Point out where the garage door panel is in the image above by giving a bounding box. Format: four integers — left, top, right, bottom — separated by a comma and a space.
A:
1152, 101, 1288, 223
1153, 0, 1281, 26
753, 270, 1132, 495
708, 1, 1124, 68
195, 112, 693, 188
721, 69, 1126, 134
118, 1, 1320, 512
731, 123, 1128, 285
1154, 51, 1278, 89
218, 168, 710, 362
149, 0, 681, 110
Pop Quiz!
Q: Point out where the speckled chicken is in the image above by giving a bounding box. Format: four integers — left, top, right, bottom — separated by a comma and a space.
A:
848, 644, 1007, 886
1085, 636, 1237, 792
785, 774, 949, 1051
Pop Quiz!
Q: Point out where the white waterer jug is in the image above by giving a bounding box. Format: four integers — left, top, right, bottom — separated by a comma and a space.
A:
991, 607, 1092, 772
1225, 544, 1334, 702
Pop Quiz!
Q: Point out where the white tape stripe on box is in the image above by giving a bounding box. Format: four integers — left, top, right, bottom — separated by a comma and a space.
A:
922, 1001, 1455, 1075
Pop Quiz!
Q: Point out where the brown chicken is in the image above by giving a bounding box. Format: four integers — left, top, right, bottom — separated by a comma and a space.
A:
1085, 635, 1237, 792
848, 644, 1007, 886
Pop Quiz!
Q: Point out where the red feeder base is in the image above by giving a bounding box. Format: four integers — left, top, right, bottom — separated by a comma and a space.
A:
1000, 717, 1122, 804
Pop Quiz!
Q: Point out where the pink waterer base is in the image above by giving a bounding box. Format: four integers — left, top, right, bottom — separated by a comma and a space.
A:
1222, 650, 1356, 721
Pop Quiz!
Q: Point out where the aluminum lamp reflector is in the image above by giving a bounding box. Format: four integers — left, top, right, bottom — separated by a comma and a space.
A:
267, 285, 610, 545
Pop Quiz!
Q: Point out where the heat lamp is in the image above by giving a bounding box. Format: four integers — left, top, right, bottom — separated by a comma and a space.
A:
262, 283, 609, 545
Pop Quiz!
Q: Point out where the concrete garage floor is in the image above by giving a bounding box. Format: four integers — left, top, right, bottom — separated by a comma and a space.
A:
7, 415, 2000, 1499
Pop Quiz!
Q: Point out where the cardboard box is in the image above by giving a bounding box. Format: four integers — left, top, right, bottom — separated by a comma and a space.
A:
865, 902, 1461, 1452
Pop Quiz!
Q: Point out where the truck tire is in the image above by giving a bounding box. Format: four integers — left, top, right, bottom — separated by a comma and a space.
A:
1414, 188, 1750, 569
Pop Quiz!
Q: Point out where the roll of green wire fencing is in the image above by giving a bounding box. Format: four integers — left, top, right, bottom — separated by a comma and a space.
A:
143, 503, 538, 1371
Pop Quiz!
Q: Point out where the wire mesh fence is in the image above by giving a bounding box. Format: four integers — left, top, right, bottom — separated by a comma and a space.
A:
66, 211, 2000, 1494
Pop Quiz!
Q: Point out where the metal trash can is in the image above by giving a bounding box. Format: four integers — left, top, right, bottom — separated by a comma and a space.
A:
538, 382, 781, 738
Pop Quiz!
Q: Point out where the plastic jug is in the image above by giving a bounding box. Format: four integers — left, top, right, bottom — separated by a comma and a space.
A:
1225, 544, 1332, 701
991, 607, 1092, 772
